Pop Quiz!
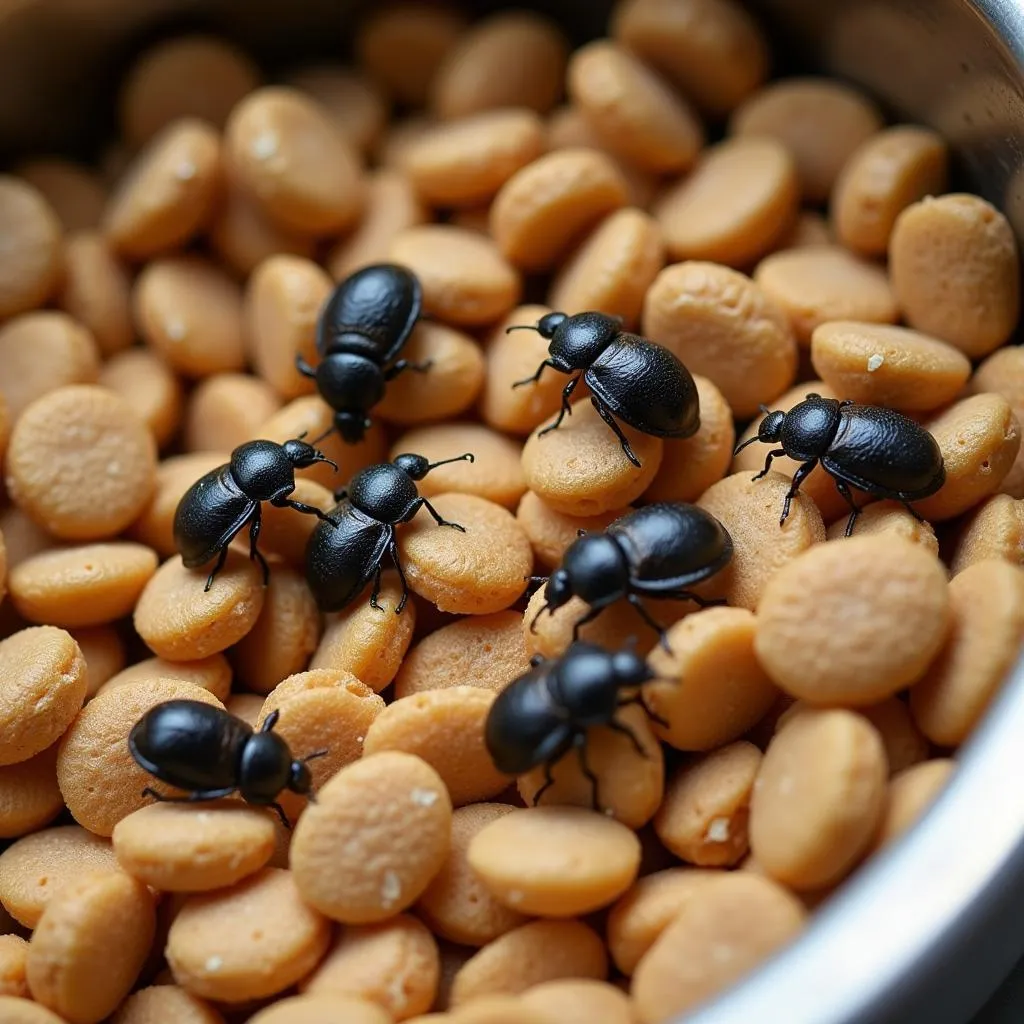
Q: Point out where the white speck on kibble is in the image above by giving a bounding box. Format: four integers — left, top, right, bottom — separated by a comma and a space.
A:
706, 817, 731, 843
252, 131, 279, 160
505, 889, 524, 905
165, 318, 186, 341
175, 159, 197, 180
205, 956, 223, 972
779, 776, 794, 796
867, 354, 884, 372
410, 788, 439, 807
381, 870, 402, 907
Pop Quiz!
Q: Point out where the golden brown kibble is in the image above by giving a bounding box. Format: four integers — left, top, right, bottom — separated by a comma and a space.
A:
16, 159, 105, 234
112, 985, 226, 1024
98, 349, 184, 449
890, 193, 1020, 357
184, 374, 282, 453
0, 312, 100, 423
612, 0, 768, 115
104, 120, 222, 260
258, 478, 334, 569
490, 149, 630, 272
248, 993, 390, 1024
9, 542, 158, 628
431, 11, 568, 120
0, 177, 64, 319
0, 745, 64, 839
0, 934, 29, 998
166, 867, 331, 1003
950, 494, 1024, 575
0, 997, 69, 1023
515, 491, 624, 570
377, 115, 437, 172
291, 751, 452, 924
99, 654, 232, 703
872, 759, 955, 852
631, 873, 805, 1022
225, 87, 365, 236
825, 500, 939, 556
519, 979, 637, 1024
777, 210, 833, 249
286, 66, 389, 155
754, 245, 899, 345
57, 232, 133, 356
450, 997, 548, 1024
832, 125, 949, 256
133, 256, 246, 378
390, 225, 521, 326
70, 625, 126, 698
26, 869, 156, 1024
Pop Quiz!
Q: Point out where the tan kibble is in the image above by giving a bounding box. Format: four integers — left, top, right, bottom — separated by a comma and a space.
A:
951, 494, 1024, 575
911, 560, 1024, 745
225, 87, 365, 236
550, 208, 665, 330
856, 698, 930, 776
654, 741, 762, 867
914, 394, 1021, 521
112, 985, 225, 1024
969, 345, 1024, 421
810, 321, 971, 412
872, 759, 955, 852
0, 627, 86, 766
646, 608, 779, 751
890, 193, 1020, 357
103, 120, 221, 260
450, 920, 607, 1006
377, 115, 437, 172
0, 997, 68, 1024
134, 256, 245, 377
777, 210, 833, 249
98, 348, 184, 449
258, 478, 334, 569
56, 678, 223, 836
389, 225, 521, 326
520, 978, 637, 1024
0, 312, 100, 423
101, 654, 232, 703
225, 693, 265, 729
167, 867, 331, 1003
0, 529, 6, 607
631, 873, 806, 1023
302, 915, 439, 1020
449, 997, 548, 1024
0, 177, 64, 319
249, 993, 389, 1024
56, 232, 131, 358
612, 0, 768, 114
16, 159, 105, 233
0, 935, 28, 998
286, 67, 388, 155
754, 245, 898, 345
490, 149, 630, 272
112, 803, 276, 892
832, 125, 948, 256
825, 499, 939, 556
0, 745, 64, 838
518, 703, 664, 829
184, 374, 282, 453
70, 625, 126, 698
431, 11, 567, 120
310, 572, 415, 691
515, 491, 624, 570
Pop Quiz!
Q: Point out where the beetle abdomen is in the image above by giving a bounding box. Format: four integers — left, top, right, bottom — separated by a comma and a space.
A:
305, 504, 391, 612
485, 675, 575, 774
173, 469, 256, 568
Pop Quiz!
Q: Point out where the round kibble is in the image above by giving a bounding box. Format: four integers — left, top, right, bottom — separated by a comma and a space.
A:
0, 935, 29, 998
9, 543, 158, 628
70, 625, 126, 698
810, 321, 971, 412
832, 125, 949, 256
290, 751, 452, 924
16, 159, 105, 234
889, 193, 1020, 358
631, 873, 806, 1023
225, 87, 365, 236
257, 477, 334, 569
184, 374, 282, 453
391, 424, 525, 509
112, 985, 226, 1024
825, 499, 939, 556
0, 745, 64, 838
871, 759, 955, 852
389, 225, 521, 326
654, 138, 798, 269
133, 256, 246, 378
490, 149, 630, 273
98, 348, 184, 449
286, 66, 388, 154
100, 653, 232, 703
643, 261, 797, 419
0, 998, 68, 1024
133, 552, 265, 661
26, 870, 155, 1024
56, 678, 223, 836
399, 494, 532, 615
166, 867, 331, 1003
249, 993, 390, 1024
103, 120, 221, 260
950, 494, 1024, 575
112, 802, 277, 892
519, 979, 636, 1024
754, 245, 898, 345
210, 187, 316, 278
515, 491, 624, 570
0, 177, 64, 319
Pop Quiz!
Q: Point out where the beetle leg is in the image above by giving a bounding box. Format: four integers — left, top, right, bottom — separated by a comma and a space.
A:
533, 760, 557, 806
418, 498, 467, 533
388, 533, 411, 615
607, 715, 649, 759
573, 732, 602, 811
203, 545, 229, 593
270, 802, 292, 831
780, 460, 817, 527
274, 496, 339, 527
248, 510, 270, 586
625, 594, 670, 650
752, 448, 787, 481
834, 480, 863, 538
619, 692, 670, 729
295, 354, 317, 378
590, 397, 642, 468
141, 786, 237, 804
899, 499, 927, 524
659, 588, 727, 610
512, 358, 559, 389
570, 601, 607, 642
536, 375, 581, 438
261, 709, 280, 733
369, 563, 384, 611
385, 358, 433, 380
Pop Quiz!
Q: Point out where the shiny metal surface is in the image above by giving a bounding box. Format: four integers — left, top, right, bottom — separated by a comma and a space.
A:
1, 1, 1023, 1022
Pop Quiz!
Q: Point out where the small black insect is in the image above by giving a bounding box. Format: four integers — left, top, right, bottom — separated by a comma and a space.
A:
530, 502, 732, 646
735, 393, 946, 537
305, 451, 474, 615
128, 699, 327, 829
509, 311, 700, 467
296, 263, 428, 444
485, 641, 665, 809
174, 437, 338, 591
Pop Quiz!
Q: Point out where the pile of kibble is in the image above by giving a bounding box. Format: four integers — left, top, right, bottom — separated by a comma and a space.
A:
0, 0, 1021, 1021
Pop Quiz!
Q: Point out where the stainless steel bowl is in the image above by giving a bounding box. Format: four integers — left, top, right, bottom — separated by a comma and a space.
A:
1, 1, 1022, 1021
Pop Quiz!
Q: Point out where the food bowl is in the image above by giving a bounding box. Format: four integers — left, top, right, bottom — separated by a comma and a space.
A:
0, 1, 1022, 1022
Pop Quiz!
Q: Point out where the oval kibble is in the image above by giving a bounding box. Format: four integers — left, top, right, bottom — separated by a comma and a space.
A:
286, 66, 388, 155
16, 159, 105, 234
777, 210, 833, 249
515, 491, 624, 570
70, 624, 133, 697
0, 177, 64, 319
112, 985, 226, 1024
520, 979, 636, 1024
210, 187, 316, 278
0, 745, 64, 839
100, 654, 232, 703
856, 698, 930, 776
871, 759, 955, 852
98, 349, 184, 449
0, 997, 68, 1024
248, 994, 390, 1024
0, 935, 28, 998
825, 499, 939, 556
184, 374, 282, 453
950, 494, 1024, 575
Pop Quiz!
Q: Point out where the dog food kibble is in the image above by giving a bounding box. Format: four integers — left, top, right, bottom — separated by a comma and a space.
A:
184, 374, 282, 453
0, 177, 64, 320
0, 997, 68, 1024
825, 499, 939, 553
0, 935, 29, 998
515, 490, 624, 569
0, 745, 64, 839
98, 348, 184, 448
211, 187, 317, 278
100, 654, 232, 702
950, 494, 1024, 574
285, 66, 388, 155
520, 978, 637, 1024
16, 159, 104, 234
111, 985, 225, 1024
56, 232, 132, 357
889, 194, 1020, 358
249, 994, 390, 1024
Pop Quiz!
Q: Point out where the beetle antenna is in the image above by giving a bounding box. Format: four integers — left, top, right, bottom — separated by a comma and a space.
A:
733, 435, 763, 455
296, 430, 308, 441
427, 452, 475, 470
303, 750, 329, 763
310, 426, 335, 446
528, 602, 550, 634
314, 453, 339, 471
524, 575, 549, 584
758, 404, 771, 415
505, 324, 538, 334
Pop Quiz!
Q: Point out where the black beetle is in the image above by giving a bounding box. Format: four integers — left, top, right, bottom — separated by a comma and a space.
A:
128, 699, 327, 829
305, 451, 474, 615
530, 502, 732, 645
485, 641, 665, 809
509, 310, 700, 467
296, 263, 428, 444
735, 393, 946, 537
174, 437, 339, 591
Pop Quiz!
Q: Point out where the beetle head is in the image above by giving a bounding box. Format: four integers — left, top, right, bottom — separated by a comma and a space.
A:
757, 410, 786, 443
393, 453, 430, 480
543, 569, 574, 612
611, 647, 654, 689
288, 759, 313, 796
283, 438, 338, 471
536, 311, 568, 338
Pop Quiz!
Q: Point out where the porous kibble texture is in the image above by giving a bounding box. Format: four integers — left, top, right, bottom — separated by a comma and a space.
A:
825, 500, 939, 556
515, 491, 624, 570
100, 654, 232, 702
111, 985, 226, 1024
184, 374, 282, 453
950, 494, 1024, 574
0, 745, 66, 839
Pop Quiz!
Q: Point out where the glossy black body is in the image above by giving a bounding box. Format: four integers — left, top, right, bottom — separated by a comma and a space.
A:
739, 394, 946, 536
128, 699, 317, 827
297, 263, 425, 444
174, 438, 337, 590
485, 642, 659, 807
535, 503, 733, 642
305, 452, 472, 615
511, 311, 700, 467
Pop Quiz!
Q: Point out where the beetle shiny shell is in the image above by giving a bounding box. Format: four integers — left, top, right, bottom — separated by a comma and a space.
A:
736, 393, 946, 536
509, 310, 701, 467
